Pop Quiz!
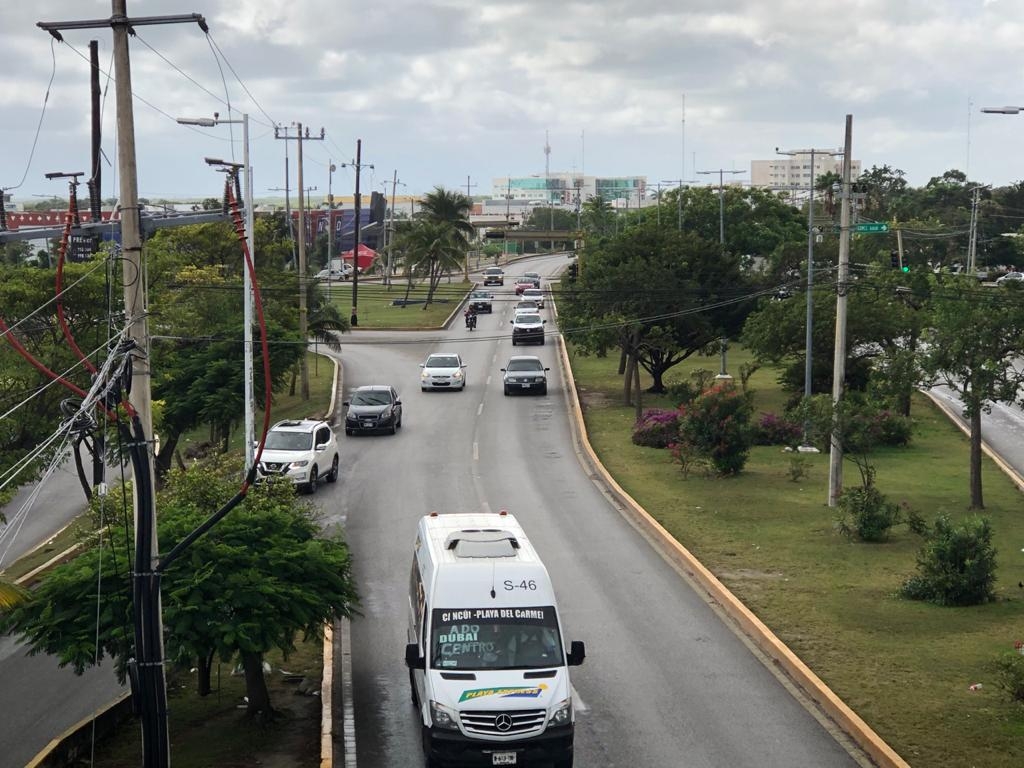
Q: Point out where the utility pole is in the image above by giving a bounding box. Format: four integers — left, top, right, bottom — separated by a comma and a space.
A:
384, 172, 405, 287
272, 126, 296, 267
340, 139, 373, 326
829, 115, 854, 507
327, 162, 336, 286
39, 5, 209, 767
276, 123, 324, 399
464, 175, 477, 198
696, 168, 745, 245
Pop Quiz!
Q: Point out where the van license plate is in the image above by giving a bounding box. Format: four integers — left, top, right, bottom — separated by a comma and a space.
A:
492, 753, 516, 765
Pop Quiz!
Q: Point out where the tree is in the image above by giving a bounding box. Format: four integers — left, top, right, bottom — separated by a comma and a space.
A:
581, 195, 614, 236
560, 221, 748, 395
416, 186, 474, 243
919, 276, 1024, 508
394, 221, 464, 307
0, 459, 359, 717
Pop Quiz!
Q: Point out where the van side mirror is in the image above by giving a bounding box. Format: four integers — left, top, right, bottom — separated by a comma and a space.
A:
567, 640, 586, 667
405, 643, 425, 670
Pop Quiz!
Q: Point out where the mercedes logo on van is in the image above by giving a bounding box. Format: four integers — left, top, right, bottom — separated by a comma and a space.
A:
494, 713, 514, 732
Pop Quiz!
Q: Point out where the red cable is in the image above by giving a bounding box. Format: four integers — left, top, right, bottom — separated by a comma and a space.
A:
0, 314, 90, 399
224, 183, 273, 491
55, 194, 98, 374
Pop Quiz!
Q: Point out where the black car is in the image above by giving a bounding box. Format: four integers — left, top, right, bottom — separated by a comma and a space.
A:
343, 385, 403, 435
469, 290, 494, 313
501, 356, 550, 395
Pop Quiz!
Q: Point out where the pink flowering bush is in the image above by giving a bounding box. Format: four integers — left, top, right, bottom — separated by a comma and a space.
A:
631, 408, 680, 448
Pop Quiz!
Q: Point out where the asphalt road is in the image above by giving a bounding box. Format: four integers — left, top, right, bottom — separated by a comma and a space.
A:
328, 255, 865, 767
0, 458, 128, 767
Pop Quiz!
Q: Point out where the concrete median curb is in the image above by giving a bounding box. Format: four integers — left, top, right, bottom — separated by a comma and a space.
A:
552, 333, 910, 768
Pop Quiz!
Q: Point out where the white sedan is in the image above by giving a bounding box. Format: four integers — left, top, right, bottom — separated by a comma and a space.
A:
419, 352, 467, 391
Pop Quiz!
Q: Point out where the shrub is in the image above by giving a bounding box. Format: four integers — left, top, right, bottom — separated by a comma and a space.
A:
992, 651, 1024, 705
786, 455, 809, 482
869, 409, 913, 447
900, 515, 997, 606
668, 440, 710, 479
677, 385, 753, 476
836, 484, 902, 542
631, 409, 680, 448
752, 411, 803, 447
665, 380, 700, 407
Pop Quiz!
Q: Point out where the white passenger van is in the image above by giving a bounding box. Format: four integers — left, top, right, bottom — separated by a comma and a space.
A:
405, 511, 586, 767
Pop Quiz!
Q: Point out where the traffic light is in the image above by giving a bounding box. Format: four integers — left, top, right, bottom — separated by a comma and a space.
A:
567, 262, 579, 282
890, 250, 901, 270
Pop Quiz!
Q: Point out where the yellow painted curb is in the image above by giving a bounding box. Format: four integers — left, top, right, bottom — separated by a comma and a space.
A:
24, 691, 132, 768
921, 389, 1024, 492
553, 334, 910, 768
321, 621, 334, 768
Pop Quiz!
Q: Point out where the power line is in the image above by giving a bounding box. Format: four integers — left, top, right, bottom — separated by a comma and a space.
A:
4, 38, 58, 193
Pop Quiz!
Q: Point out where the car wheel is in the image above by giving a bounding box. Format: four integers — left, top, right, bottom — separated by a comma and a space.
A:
327, 455, 339, 483
397, 413, 403, 429
306, 466, 318, 494
503, 385, 510, 396
540, 385, 548, 396
345, 428, 353, 436
409, 668, 419, 707
512, 338, 517, 346
538, 338, 545, 345
389, 421, 397, 435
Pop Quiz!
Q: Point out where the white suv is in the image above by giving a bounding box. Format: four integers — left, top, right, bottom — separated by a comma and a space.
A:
257, 419, 339, 493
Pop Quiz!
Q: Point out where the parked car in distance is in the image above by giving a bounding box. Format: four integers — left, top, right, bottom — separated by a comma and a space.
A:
420, 352, 467, 391
521, 287, 545, 308
996, 271, 1024, 284
523, 271, 542, 288
468, 290, 494, 313
315, 265, 352, 280
501, 355, 550, 395
256, 419, 339, 493
514, 279, 536, 295
483, 266, 505, 286
511, 312, 546, 345
343, 385, 403, 435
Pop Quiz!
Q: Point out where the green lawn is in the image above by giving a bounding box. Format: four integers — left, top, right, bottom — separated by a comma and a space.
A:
324, 279, 472, 329
569, 344, 1024, 768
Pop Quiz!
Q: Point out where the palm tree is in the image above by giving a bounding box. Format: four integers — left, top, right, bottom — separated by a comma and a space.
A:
417, 186, 475, 243
396, 221, 464, 307
0, 577, 27, 611
581, 195, 614, 236
289, 281, 349, 394
815, 171, 842, 217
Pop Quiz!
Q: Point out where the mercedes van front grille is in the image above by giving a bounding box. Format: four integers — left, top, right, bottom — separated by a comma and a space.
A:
460, 709, 546, 736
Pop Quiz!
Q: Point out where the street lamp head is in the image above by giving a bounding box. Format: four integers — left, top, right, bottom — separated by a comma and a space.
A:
981, 107, 1022, 114
177, 117, 217, 127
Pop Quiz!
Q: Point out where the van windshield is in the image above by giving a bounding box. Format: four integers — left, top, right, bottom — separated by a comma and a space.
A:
431, 607, 564, 670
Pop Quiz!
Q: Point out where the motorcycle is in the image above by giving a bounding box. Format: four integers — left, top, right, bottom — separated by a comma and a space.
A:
465, 312, 477, 331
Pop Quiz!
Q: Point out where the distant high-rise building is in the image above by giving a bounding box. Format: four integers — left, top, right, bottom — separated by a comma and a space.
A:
491, 173, 647, 206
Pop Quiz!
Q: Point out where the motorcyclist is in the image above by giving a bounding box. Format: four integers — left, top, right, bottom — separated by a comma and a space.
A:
464, 306, 477, 330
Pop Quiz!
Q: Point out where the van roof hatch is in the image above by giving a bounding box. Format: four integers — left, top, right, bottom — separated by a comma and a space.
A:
445, 529, 520, 558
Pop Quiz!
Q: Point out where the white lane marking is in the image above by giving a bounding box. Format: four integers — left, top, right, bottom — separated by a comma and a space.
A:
477, 403, 483, 417
571, 683, 589, 714
473, 441, 479, 462
492, 353, 497, 363
486, 375, 492, 386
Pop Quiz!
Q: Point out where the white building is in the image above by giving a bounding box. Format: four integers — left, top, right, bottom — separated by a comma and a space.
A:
750, 151, 861, 190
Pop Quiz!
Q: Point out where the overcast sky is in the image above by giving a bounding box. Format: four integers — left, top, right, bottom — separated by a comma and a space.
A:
3, 0, 1024, 205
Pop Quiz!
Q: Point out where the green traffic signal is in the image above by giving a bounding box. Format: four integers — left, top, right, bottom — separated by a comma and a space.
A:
901, 265, 909, 273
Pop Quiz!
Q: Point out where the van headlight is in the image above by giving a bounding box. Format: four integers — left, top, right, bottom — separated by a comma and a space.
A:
430, 700, 460, 731
549, 697, 572, 726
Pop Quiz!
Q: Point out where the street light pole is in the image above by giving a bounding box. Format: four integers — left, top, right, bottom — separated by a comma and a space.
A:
177, 113, 256, 472
776, 146, 843, 450
696, 168, 744, 245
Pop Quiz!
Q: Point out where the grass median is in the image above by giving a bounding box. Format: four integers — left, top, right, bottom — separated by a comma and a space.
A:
567, 343, 1024, 768
324, 278, 472, 329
